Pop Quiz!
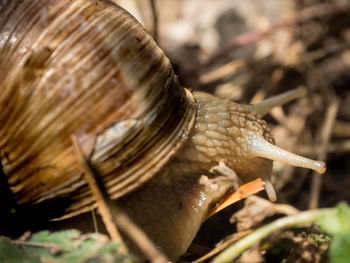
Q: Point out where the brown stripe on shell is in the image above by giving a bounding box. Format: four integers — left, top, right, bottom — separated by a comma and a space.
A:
0, 0, 196, 217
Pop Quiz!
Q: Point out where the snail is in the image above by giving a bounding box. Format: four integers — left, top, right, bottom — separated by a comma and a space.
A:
0, 0, 326, 260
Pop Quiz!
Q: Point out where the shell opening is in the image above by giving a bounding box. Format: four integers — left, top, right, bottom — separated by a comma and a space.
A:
247, 134, 326, 174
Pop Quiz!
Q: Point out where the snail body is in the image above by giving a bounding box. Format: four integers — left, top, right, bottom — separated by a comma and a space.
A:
0, 0, 325, 260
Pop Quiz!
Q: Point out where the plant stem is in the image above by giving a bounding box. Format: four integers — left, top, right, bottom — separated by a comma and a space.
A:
212, 208, 336, 263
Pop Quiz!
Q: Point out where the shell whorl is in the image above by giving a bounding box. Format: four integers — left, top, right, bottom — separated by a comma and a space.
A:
0, 0, 195, 214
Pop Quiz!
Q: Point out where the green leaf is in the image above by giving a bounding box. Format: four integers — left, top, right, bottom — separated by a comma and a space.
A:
318, 202, 350, 235
336, 202, 350, 233
317, 202, 350, 263
329, 234, 350, 263
0, 230, 135, 263
0, 237, 40, 263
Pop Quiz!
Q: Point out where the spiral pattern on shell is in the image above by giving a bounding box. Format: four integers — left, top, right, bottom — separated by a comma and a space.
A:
0, 0, 195, 216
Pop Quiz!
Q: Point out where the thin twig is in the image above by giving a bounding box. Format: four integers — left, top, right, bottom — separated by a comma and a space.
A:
71, 135, 169, 263
191, 230, 252, 263
179, 1, 350, 79
309, 97, 339, 209
293, 139, 350, 155
71, 136, 126, 249
199, 60, 245, 84
149, 0, 158, 43
333, 120, 350, 137
108, 205, 169, 263
211, 208, 336, 263
91, 209, 99, 233
11, 240, 61, 249
11, 240, 62, 254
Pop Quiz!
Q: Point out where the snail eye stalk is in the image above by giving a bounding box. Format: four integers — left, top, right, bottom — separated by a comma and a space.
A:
250, 87, 307, 117
246, 134, 326, 175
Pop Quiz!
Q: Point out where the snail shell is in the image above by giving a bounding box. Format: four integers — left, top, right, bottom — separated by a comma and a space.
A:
0, 0, 195, 208
0, 0, 326, 260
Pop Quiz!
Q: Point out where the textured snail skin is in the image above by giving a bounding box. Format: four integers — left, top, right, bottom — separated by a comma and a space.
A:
118, 91, 275, 259
117, 91, 326, 259
179, 92, 274, 183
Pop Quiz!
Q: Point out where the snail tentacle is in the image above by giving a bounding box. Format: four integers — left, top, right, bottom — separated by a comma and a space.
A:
262, 179, 277, 202
246, 134, 326, 174
251, 87, 307, 116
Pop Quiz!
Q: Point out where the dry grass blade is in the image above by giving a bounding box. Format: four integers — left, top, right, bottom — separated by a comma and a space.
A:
309, 97, 340, 209
199, 60, 245, 84
91, 209, 99, 233
71, 135, 126, 251
207, 178, 265, 219
11, 240, 62, 255
333, 120, 350, 137
72, 135, 169, 263
191, 230, 252, 263
149, 0, 158, 42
